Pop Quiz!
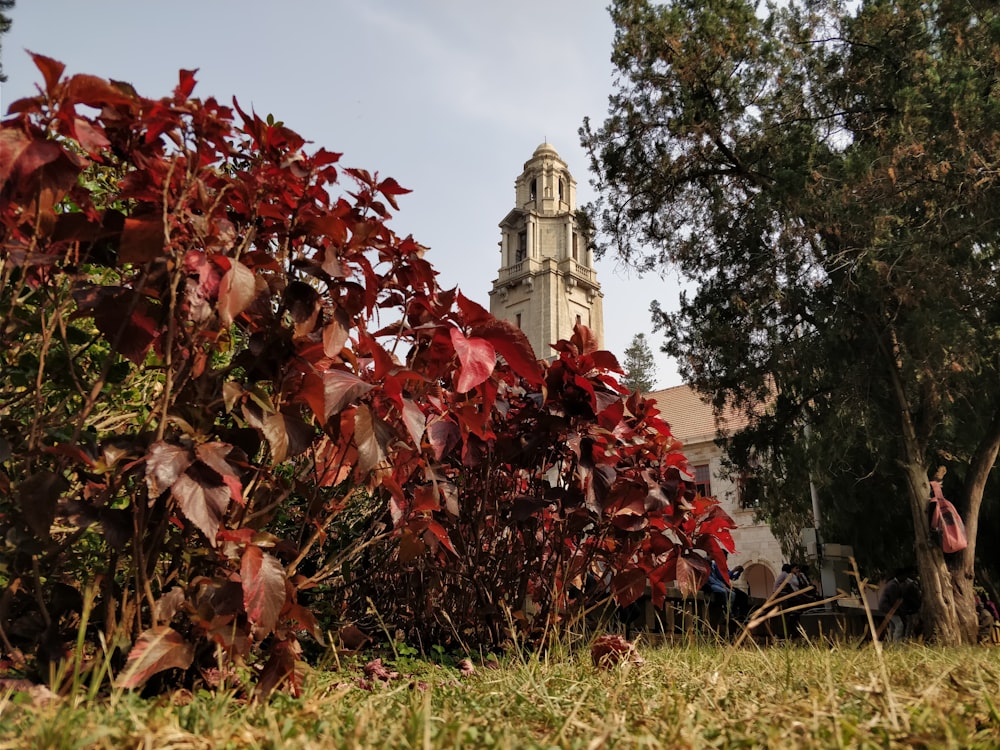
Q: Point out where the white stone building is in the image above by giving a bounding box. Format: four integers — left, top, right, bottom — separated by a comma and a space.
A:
648, 386, 785, 600
488, 143, 604, 360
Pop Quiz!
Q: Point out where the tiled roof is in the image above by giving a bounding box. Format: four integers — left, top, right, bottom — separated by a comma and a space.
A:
646, 384, 751, 444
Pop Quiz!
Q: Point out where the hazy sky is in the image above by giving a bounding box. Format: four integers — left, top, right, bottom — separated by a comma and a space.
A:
2, 1, 685, 387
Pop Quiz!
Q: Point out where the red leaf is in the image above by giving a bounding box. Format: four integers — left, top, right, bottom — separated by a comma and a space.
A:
175, 68, 198, 100
425, 520, 455, 554
338, 624, 371, 650
411, 485, 439, 514
450, 327, 495, 393
284, 603, 321, 640
170, 464, 231, 545
145, 442, 193, 499
457, 658, 476, 676
17, 471, 67, 541
456, 291, 492, 327
194, 442, 243, 503
72, 118, 110, 155
377, 177, 411, 211
256, 639, 303, 700
66, 74, 134, 108
571, 324, 600, 355
117, 626, 194, 689
0, 130, 31, 186
611, 568, 648, 608
598, 398, 625, 430
323, 368, 374, 418
675, 554, 710, 597
401, 398, 426, 447
364, 657, 401, 682
470, 317, 543, 386
321, 310, 351, 358
218, 259, 257, 325
262, 411, 315, 464
398, 529, 426, 562
29, 52, 65, 95
591, 350, 622, 373
241, 545, 287, 636
572, 374, 598, 411
92, 291, 160, 364
427, 418, 460, 461
377, 176, 411, 196
590, 634, 639, 669
354, 404, 386, 475
118, 217, 166, 265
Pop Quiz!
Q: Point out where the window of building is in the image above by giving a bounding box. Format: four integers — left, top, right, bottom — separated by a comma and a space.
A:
516, 230, 527, 262
738, 474, 761, 509
575, 314, 582, 327
559, 179, 565, 201
572, 233, 579, 261
529, 179, 537, 203
515, 313, 521, 329
693, 464, 712, 498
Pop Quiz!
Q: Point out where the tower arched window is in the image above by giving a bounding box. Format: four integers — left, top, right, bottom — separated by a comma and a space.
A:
529, 179, 537, 203
559, 179, 565, 201
516, 230, 527, 262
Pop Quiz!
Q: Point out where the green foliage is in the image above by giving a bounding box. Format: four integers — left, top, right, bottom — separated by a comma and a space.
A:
583, 0, 1000, 643
0, 0, 12, 83
620, 332, 657, 394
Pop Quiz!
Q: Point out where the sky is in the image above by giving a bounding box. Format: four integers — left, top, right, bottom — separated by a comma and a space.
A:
2, 1, 686, 388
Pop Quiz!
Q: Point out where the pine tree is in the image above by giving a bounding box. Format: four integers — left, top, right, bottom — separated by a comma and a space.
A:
584, 0, 1000, 644
621, 333, 657, 394
0, 1, 14, 83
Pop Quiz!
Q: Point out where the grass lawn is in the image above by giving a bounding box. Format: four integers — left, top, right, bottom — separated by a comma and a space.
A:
2, 638, 999, 749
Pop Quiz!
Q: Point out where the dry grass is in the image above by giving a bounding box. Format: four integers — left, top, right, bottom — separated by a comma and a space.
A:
1, 639, 999, 749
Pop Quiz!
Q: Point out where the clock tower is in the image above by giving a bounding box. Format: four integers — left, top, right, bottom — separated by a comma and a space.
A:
488, 143, 604, 360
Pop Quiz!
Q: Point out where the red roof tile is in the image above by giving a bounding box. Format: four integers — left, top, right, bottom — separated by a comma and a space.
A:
647, 384, 750, 444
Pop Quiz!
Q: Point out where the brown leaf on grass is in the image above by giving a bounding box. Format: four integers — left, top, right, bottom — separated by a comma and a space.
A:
457, 658, 475, 676
590, 634, 641, 670
364, 657, 400, 682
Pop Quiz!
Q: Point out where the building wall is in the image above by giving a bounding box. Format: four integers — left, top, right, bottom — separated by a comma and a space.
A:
652, 385, 786, 598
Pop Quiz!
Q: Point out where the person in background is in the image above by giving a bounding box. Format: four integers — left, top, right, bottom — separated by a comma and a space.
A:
983, 594, 999, 623
975, 594, 996, 644
773, 563, 799, 596
878, 569, 909, 642
704, 556, 748, 623
793, 562, 819, 602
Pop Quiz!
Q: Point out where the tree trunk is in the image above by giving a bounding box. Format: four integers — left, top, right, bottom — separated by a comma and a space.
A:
902, 462, 966, 643
956, 408, 1000, 641
881, 323, 973, 644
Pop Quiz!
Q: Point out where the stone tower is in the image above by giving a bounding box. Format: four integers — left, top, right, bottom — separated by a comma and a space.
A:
488, 143, 604, 360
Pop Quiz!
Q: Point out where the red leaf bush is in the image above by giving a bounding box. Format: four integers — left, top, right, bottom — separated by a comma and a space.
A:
0, 57, 735, 694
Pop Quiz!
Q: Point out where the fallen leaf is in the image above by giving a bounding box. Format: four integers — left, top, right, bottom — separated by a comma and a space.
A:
364, 658, 400, 682
590, 634, 641, 670
457, 658, 475, 676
